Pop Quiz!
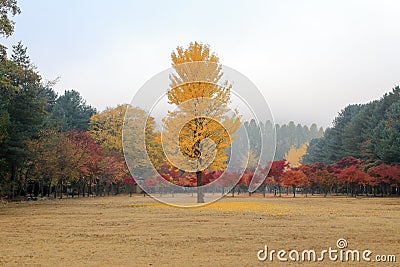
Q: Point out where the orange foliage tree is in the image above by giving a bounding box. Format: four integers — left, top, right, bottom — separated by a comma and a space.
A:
282, 170, 308, 197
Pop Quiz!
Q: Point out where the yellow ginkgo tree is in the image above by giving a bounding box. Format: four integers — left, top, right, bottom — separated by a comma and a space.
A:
89, 105, 163, 176
284, 142, 309, 168
162, 42, 241, 203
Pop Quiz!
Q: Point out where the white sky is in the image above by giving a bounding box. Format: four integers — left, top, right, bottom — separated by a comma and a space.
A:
3, 0, 400, 128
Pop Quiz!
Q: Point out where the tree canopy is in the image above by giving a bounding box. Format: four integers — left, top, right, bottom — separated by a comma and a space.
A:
162, 42, 241, 202
303, 87, 400, 165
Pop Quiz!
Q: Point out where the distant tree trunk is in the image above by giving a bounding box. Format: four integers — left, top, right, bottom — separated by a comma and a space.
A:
47, 181, 51, 197
196, 171, 204, 203
96, 179, 100, 196
40, 181, 44, 198
10, 164, 16, 199
293, 186, 296, 198
262, 184, 266, 198
116, 182, 120, 195
59, 180, 63, 199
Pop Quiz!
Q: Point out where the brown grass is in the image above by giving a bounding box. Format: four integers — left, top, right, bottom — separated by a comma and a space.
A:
0, 195, 399, 266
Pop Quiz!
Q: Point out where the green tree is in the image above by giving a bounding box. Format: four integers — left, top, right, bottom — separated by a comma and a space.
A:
48, 90, 96, 131
373, 101, 400, 163
0, 43, 47, 198
0, 0, 20, 38
304, 86, 400, 164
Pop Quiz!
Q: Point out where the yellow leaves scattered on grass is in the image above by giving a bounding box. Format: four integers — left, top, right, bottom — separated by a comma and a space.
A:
203, 202, 293, 216
130, 201, 296, 216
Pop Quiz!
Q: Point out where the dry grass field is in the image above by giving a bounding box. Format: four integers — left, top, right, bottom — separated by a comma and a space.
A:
0, 195, 399, 266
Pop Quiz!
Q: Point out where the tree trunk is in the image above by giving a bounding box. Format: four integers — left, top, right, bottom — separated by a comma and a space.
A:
96, 180, 100, 196
196, 171, 204, 203
293, 186, 296, 198
116, 182, 120, 195
10, 164, 16, 199
59, 180, 63, 199
40, 181, 44, 198
47, 181, 51, 197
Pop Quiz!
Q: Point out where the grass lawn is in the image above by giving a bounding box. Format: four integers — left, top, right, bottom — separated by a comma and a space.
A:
0, 195, 399, 266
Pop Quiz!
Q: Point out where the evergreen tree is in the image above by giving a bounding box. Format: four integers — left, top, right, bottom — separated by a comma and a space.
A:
48, 90, 96, 131
304, 86, 400, 164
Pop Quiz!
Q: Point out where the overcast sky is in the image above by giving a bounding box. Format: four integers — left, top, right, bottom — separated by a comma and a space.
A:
3, 0, 400, 128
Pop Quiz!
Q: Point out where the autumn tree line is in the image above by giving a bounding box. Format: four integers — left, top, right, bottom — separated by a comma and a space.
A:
0, 1, 135, 199
231, 87, 400, 198
0, 41, 125, 198
1, 1, 399, 200
0, 38, 325, 200
235, 156, 400, 198
286, 86, 400, 198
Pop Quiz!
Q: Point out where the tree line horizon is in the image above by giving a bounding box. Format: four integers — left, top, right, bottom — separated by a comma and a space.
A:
1, 1, 399, 201
1, 40, 398, 200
